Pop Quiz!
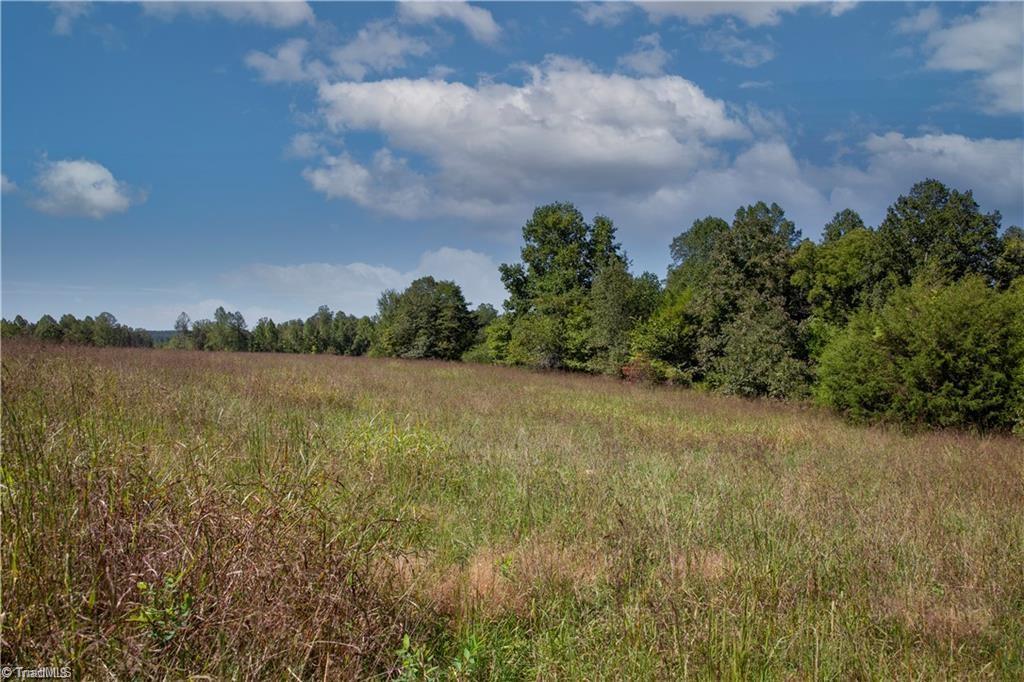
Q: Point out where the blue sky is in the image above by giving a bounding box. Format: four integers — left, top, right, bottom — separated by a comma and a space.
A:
2, 1, 1022, 329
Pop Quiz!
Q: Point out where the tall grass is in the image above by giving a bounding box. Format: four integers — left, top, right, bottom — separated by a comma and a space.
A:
2, 341, 1022, 678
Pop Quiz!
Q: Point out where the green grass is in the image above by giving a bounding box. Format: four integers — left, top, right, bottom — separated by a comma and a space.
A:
2, 342, 1023, 679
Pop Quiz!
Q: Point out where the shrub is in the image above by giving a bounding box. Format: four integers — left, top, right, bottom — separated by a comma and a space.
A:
506, 313, 563, 368
817, 276, 1024, 430
628, 287, 699, 382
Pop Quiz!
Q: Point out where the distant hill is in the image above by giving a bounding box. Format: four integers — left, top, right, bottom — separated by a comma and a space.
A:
147, 330, 177, 345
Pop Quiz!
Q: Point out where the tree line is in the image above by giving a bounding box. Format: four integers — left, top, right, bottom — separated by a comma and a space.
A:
474, 179, 1022, 431
5, 178, 1022, 432
1, 312, 153, 348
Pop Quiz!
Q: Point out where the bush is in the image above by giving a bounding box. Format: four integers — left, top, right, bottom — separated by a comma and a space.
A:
628, 287, 699, 382
817, 276, 1024, 430
461, 343, 492, 364
506, 314, 563, 368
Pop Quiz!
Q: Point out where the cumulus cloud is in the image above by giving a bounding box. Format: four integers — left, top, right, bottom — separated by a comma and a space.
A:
246, 22, 430, 84
397, 1, 501, 44
617, 33, 671, 76
51, 2, 90, 35
291, 53, 1022, 232
900, 3, 1023, 114
1, 173, 16, 194
228, 246, 505, 315
821, 132, 1024, 220
142, 1, 314, 29
302, 149, 433, 219
32, 158, 143, 219
308, 55, 748, 213
331, 20, 431, 81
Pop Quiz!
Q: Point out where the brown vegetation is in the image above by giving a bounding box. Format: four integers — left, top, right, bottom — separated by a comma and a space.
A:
2, 340, 1022, 678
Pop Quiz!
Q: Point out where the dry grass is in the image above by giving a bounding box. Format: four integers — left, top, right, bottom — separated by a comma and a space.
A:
2, 340, 1022, 678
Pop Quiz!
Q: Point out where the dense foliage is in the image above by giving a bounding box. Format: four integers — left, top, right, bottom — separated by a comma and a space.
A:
374, 276, 477, 360
7, 178, 1022, 432
816, 277, 1023, 430
160, 279, 482, 362
0, 312, 152, 347
484, 180, 1023, 432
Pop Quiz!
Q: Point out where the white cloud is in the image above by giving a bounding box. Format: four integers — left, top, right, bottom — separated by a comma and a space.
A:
51, 2, 90, 35
309, 55, 747, 215
739, 80, 773, 89
636, 3, 854, 66
822, 132, 1024, 221
616, 130, 1022, 241
32, 159, 143, 219
702, 27, 775, 67
397, 1, 501, 44
1, 174, 16, 194
142, 1, 314, 28
640, 2, 848, 28
631, 139, 830, 231
302, 149, 433, 219
245, 22, 431, 84
245, 38, 325, 84
280, 53, 1019, 241
577, 2, 634, 27
825, 2, 859, 18
415, 247, 506, 307
896, 5, 941, 35
331, 20, 431, 81
617, 33, 670, 76
903, 3, 1023, 114
228, 246, 505, 315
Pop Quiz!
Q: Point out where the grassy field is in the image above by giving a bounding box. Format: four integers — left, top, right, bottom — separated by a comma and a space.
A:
2, 341, 1023, 679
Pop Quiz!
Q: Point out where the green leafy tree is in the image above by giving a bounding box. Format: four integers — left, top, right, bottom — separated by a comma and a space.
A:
588, 260, 661, 374
250, 317, 280, 352
822, 209, 866, 244
204, 307, 248, 352
505, 312, 563, 368
667, 216, 729, 293
351, 316, 376, 356
498, 203, 628, 369
374, 277, 476, 360
791, 225, 879, 326
303, 305, 334, 353
59, 314, 90, 345
876, 179, 1002, 288
462, 304, 500, 363
706, 295, 809, 399
995, 226, 1024, 288
693, 202, 805, 384
92, 312, 119, 347
627, 286, 701, 383
269, 320, 295, 353
33, 314, 63, 342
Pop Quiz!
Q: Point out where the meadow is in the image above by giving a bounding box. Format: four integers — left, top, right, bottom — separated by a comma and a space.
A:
2, 341, 1022, 679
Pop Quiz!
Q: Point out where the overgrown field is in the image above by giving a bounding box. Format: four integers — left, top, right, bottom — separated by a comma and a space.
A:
2, 342, 1023, 679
